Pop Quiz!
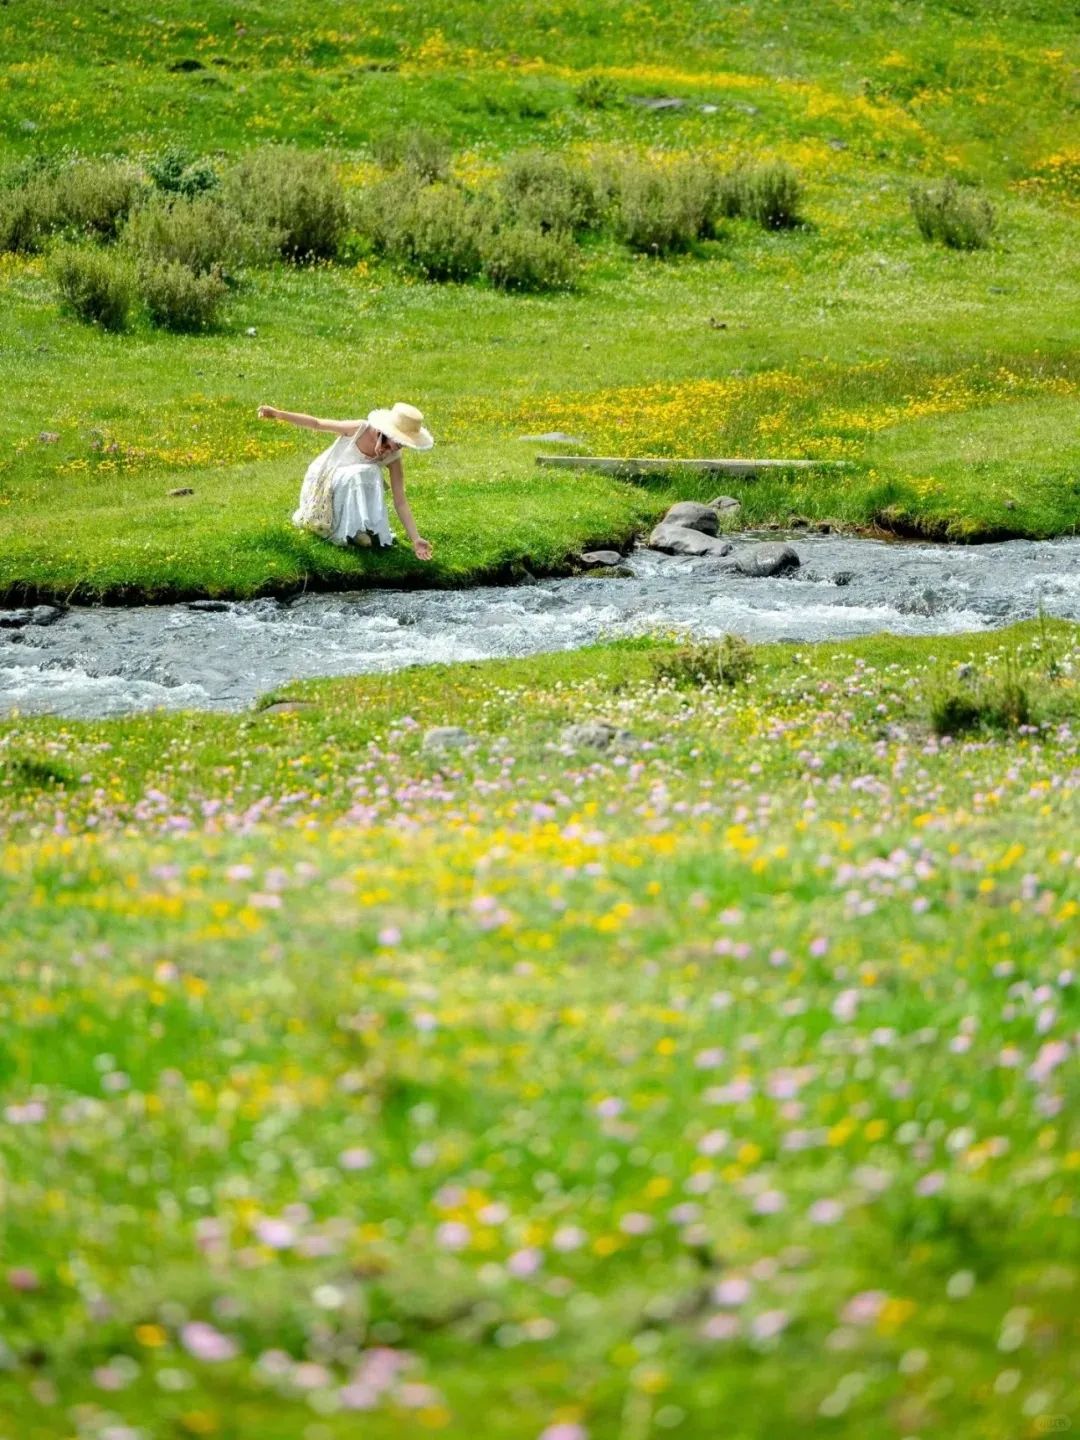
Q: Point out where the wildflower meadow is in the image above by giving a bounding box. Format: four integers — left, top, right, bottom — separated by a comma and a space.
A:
2, 1, 1079, 1436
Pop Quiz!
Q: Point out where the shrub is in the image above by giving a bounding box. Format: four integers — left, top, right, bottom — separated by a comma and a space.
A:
910, 178, 995, 250
739, 163, 803, 229
654, 634, 755, 688
481, 222, 578, 291
499, 150, 600, 235
49, 159, 146, 240
929, 660, 1032, 736
390, 184, 488, 280
372, 127, 452, 184
220, 146, 349, 261
0, 183, 56, 253
122, 193, 279, 278
613, 157, 716, 254
49, 244, 136, 330
0, 158, 143, 252
138, 259, 228, 331
576, 75, 620, 110
146, 144, 219, 199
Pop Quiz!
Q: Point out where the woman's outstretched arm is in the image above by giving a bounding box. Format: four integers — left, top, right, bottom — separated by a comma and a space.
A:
257, 406, 359, 436
389, 460, 433, 561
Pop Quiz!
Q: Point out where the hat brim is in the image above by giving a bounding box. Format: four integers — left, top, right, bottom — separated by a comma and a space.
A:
366, 409, 434, 451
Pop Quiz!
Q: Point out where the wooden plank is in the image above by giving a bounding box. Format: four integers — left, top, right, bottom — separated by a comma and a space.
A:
535, 455, 839, 478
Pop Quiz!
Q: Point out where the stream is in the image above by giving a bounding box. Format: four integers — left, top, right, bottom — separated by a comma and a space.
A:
3, 533, 1079, 719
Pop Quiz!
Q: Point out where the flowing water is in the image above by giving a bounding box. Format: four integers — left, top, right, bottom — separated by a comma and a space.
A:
3, 534, 1080, 719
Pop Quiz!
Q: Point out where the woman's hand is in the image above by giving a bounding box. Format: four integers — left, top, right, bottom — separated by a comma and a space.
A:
412, 537, 434, 561
257, 405, 278, 420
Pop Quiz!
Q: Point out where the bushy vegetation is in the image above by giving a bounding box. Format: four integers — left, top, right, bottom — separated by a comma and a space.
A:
48, 242, 136, 330
612, 155, 718, 253
929, 657, 1034, 734
498, 150, 600, 235
137, 257, 229, 332
385, 182, 488, 280
219, 145, 349, 261
372, 126, 453, 184
911, 177, 996, 250
653, 632, 756, 687
738, 161, 804, 229
121, 192, 279, 278
0, 156, 143, 251
481, 219, 579, 291
145, 143, 220, 199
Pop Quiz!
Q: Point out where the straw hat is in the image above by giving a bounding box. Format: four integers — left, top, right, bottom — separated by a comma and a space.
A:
366, 401, 434, 451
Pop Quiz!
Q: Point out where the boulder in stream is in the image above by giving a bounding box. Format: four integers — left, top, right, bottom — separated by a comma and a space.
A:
579, 549, 624, 567
661, 502, 719, 535
648, 522, 733, 558
734, 543, 801, 578
0, 605, 63, 630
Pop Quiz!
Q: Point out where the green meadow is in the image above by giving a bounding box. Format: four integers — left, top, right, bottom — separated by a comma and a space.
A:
1, 0, 1079, 601
2, 3, 1080, 1437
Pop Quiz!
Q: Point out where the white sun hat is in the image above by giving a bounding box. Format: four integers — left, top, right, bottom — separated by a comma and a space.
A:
365, 401, 434, 451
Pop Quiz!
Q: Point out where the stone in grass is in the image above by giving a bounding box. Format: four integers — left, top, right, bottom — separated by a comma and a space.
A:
168, 487, 195, 498
707, 496, 742, 516
38, 431, 60, 444
648, 522, 733, 558
734, 543, 801, 578
518, 431, 585, 445
561, 719, 635, 752
579, 550, 624, 567
422, 726, 471, 752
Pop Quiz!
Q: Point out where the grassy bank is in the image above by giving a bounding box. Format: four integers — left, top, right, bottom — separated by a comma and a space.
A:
1, 623, 1078, 1436
2, 0, 1079, 602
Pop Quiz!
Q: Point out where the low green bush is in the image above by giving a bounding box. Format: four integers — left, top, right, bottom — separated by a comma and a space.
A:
654, 634, 755, 688
146, 143, 220, 199
499, 150, 600, 235
122, 193, 280, 278
220, 146, 349, 261
137, 258, 228, 331
481, 222, 578, 291
49, 244, 136, 331
739, 162, 803, 229
390, 183, 488, 280
0, 184, 55, 253
910, 177, 996, 250
576, 75, 620, 110
372, 127, 452, 184
613, 157, 717, 254
0, 158, 143, 252
929, 660, 1032, 735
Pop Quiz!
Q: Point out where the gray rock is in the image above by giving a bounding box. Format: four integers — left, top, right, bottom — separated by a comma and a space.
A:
422, 725, 471, 752
583, 565, 633, 579
38, 431, 60, 444
168, 486, 195, 498
580, 549, 623, 567
30, 605, 62, 626
662, 501, 719, 535
832, 571, 854, 587
518, 432, 585, 445
561, 720, 635, 751
245, 327, 258, 337
707, 495, 742, 516
188, 600, 230, 612
734, 543, 801, 578
700, 104, 719, 115
628, 96, 685, 110
648, 522, 733, 558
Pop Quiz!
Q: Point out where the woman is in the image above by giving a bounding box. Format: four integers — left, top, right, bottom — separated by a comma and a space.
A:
257, 400, 434, 560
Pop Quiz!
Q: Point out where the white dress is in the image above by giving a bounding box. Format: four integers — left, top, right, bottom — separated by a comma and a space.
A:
292, 421, 403, 547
